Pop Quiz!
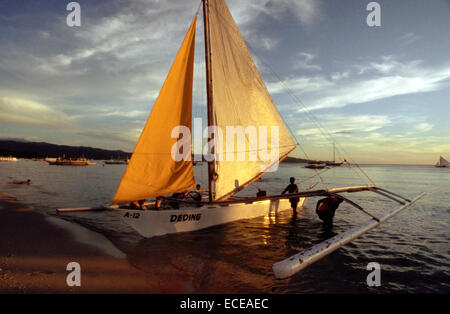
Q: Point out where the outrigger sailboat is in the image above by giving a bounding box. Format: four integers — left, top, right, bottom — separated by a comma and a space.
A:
58, 0, 425, 279
435, 156, 449, 168
325, 143, 343, 166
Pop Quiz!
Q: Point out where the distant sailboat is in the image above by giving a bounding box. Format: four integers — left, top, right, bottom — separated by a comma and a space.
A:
326, 143, 343, 166
435, 156, 449, 168
304, 163, 327, 169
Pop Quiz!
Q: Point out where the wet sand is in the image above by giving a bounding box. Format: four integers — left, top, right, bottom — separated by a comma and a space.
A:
0, 192, 194, 293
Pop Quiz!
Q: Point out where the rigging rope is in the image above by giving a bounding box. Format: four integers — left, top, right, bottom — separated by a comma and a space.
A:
244, 41, 376, 187
196, 8, 331, 189
194, 5, 377, 191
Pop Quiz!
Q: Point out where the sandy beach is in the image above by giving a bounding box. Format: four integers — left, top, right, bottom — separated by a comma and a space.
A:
0, 192, 194, 293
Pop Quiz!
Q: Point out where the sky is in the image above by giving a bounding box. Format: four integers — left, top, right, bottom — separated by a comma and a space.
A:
0, 0, 449, 164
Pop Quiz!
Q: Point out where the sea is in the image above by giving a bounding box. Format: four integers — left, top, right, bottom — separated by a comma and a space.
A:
0, 159, 449, 293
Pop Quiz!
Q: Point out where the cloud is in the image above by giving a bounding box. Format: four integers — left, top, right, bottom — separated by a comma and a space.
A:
413, 122, 433, 133
263, 0, 321, 25
0, 96, 75, 129
227, 0, 321, 26
223, 0, 321, 51
0, 0, 322, 114
76, 129, 140, 146
332, 133, 450, 163
69, 108, 148, 120
295, 127, 449, 165
267, 75, 334, 95
309, 75, 437, 110
293, 52, 322, 71
254, 35, 280, 51
268, 56, 450, 111
401, 32, 421, 45
354, 56, 423, 75
330, 72, 349, 81
296, 114, 392, 137
0, 94, 143, 150
291, 111, 446, 164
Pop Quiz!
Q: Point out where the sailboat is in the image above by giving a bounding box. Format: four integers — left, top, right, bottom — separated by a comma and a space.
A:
435, 156, 449, 168
108, 0, 305, 238
325, 143, 343, 166
57, 0, 425, 279
304, 163, 327, 169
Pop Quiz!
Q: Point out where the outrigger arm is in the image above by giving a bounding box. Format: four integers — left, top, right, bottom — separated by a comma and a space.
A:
325, 192, 380, 222
161, 185, 378, 206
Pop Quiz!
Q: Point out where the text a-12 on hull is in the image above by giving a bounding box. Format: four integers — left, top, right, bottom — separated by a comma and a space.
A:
57, 0, 425, 279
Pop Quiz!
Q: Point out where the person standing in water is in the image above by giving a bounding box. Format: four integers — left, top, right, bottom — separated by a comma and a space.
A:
282, 177, 299, 214
315, 196, 344, 227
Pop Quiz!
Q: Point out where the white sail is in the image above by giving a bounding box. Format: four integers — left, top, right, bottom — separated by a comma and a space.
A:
439, 156, 449, 166
208, 0, 296, 200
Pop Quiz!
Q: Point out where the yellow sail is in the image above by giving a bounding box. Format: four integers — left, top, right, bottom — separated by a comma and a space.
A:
112, 16, 197, 204
208, 0, 296, 200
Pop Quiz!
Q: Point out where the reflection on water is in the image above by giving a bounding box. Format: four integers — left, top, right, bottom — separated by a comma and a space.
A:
0, 160, 449, 293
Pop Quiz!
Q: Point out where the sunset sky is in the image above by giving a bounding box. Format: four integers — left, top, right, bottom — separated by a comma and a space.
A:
0, 0, 449, 164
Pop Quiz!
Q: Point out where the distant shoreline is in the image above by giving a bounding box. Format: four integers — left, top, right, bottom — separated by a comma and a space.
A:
0, 139, 131, 160
0, 139, 439, 166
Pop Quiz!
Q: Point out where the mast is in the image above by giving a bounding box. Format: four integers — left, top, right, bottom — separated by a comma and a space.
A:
205, 0, 297, 200
203, 0, 215, 202
333, 143, 335, 163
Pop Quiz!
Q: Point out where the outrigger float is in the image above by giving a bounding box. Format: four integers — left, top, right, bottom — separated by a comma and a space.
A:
57, 0, 425, 279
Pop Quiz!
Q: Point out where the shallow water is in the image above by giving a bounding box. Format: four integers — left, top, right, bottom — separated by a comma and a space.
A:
1, 160, 449, 293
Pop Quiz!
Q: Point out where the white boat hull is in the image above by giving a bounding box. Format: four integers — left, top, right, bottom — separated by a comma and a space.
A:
117, 198, 306, 238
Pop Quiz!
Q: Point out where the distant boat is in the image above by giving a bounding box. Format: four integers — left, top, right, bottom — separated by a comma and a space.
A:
325, 143, 343, 166
104, 159, 129, 165
52, 157, 96, 166
304, 163, 327, 169
0, 156, 18, 162
10, 179, 31, 185
45, 157, 57, 164
435, 156, 449, 168
325, 161, 342, 166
